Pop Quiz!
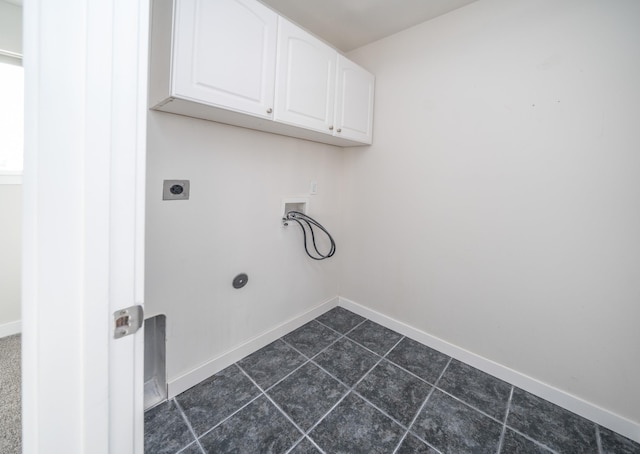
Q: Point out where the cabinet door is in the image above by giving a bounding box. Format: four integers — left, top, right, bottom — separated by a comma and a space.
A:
172, 0, 277, 118
334, 55, 375, 144
274, 17, 336, 134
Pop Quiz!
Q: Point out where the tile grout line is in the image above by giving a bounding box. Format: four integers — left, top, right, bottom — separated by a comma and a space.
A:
430, 388, 506, 426
343, 337, 392, 358
291, 435, 327, 454
382, 352, 447, 387
377, 353, 510, 427
280, 338, 359, 391
309, 336, 406, 441
279, 316, 388, 393
370, 344, 518, 428
301, 335, 406, 442
236, 364, 336, 454
302, 435, 326, 454
280, 337, 324, 363
236, 361, 329, 454
314, 315, 367, 339
391, 357, 453, 454
240, 313, 368, 400
283, 313, 369, 364
281, 327, 396, 393
393, 358, 452, 454
378, 353, 508, 428
174, 443, 203, 454
351, 389, 411, 431
341, 319, 406, 358
495, 385, 514, 454
241, 314, 376, 403
595, 424, 603, 454
189, 364, 266, 441
278, 321, 356, 373
282, 316, 371, 369
281, 434, 330, 454
306, 338, 383, 386
238, 314, 378, 452
236, 362, 309, 440
343, 319, 414, 359
280, 338, 349, 391
282, 435, 307, 454
298, 319, 346, 346
504, 426, 560, 453
173, 398, 207, 454
496, 387, 559, 454
408, 375, 555, 453
259, 343, 313, 392
274, 318, 374, 391
342, 334, 414, 431
346, 334, 417, 433
239, 363, 334, 454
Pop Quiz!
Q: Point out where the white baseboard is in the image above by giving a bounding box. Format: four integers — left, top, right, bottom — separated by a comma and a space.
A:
0, 320, 21, 338
338, 297, 640, 444
167, 296, 339, 398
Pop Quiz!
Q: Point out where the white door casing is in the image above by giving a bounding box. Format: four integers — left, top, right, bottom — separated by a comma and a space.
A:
22, 0, 149, 453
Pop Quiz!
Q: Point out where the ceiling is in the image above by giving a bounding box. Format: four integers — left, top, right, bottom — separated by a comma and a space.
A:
260, 0, 480, 52
3, 0, 480, 52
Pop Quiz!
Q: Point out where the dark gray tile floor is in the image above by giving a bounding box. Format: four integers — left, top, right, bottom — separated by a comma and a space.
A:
145, 307, 640, 454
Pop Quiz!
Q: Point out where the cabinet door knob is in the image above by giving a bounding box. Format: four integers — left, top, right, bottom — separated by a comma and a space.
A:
266, 108, 273, 114
329, 126, 334, 130
337, 128, 342, 133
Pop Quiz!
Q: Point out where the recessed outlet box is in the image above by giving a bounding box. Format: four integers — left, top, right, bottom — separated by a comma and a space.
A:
163, 180, 190, 200
282, 197, 308, 218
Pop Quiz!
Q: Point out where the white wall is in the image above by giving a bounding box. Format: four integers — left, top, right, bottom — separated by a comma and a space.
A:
0, 0, 21, 56
145, 112, 343, 383
0, 0, 22, 336
0, 184, 21, 332
343, 0, 640, 427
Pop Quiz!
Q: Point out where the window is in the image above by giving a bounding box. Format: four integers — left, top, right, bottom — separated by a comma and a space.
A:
0, 59, 24, 183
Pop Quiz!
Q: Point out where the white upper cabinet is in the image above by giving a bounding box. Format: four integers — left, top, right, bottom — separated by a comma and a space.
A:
149, 0, 375, 146
334, 55, 375, 144
172, 0, 277, 118
274, 17, 336, 134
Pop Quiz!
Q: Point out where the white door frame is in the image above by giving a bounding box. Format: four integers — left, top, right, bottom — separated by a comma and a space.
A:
22, 1, 149, 453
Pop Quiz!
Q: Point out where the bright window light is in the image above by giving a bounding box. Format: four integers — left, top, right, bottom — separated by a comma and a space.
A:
0, 61, 24, 174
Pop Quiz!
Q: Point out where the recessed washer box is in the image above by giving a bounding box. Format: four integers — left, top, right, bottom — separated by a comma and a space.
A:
282, 197, 308, 218
163, 180, 190, 200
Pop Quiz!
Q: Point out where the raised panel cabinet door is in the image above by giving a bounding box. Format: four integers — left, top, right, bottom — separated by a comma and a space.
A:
274, 17, 336, 133
172, 0, 277, 118
334, 55, 375, 144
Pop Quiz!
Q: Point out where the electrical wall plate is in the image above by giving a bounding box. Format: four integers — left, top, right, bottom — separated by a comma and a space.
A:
163, 180, 190, 200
